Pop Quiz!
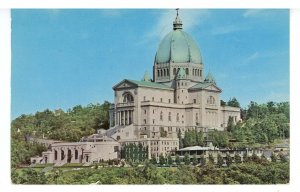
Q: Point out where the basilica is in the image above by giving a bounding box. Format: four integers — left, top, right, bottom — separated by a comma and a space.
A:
31, 11, 241, 166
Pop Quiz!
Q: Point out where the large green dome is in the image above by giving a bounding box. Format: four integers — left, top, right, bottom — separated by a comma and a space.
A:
154, 29, 202, 64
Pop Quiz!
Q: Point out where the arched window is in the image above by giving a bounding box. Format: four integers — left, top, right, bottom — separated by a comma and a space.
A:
167, 69, 169, 76
123, 92, 134, 103
207, 96, 215, 104
61, 150, 65, 160
75, 150, 78, 160
200, 70, 202, 77
198, 69, 200, 76
54, 150, 57, 160
157, 70, 160, 77
163, 69, 166, 76
160, 111, 163, 121
186, 68, 189, 75
173, 68, 176, 75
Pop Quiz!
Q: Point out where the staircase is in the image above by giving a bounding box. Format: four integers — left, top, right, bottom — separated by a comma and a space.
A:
42, 166, 53, 173
54, 161, 66, 167
105, 125, 123, 137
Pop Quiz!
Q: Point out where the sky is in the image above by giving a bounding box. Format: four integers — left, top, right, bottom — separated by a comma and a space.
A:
11, 9, 290, 119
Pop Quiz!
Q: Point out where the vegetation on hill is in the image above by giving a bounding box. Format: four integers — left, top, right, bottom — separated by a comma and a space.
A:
179, 100, 289, 148
11, 160, 289, 184
11, 101, 111, 168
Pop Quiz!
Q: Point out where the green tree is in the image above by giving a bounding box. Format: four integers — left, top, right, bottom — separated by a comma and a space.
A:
208, 153, 215, 164
227, 97, 240, 108
200, 154, 206, 166
192, 154, 198, 165
167, 154, 173, 165
234, 153, 242, 163
271, 152, 277, 162
217, 154, 224, 167
150, 155, 157, 165
183, 153, 190, 165
159, 154, 166, 166
175, 154, 181, 165
226, 153, 233, 166
226, 116, 234, 132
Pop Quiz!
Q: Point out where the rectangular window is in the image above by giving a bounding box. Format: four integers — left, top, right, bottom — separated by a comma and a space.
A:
152, 97, 154, 101
144, 110, 146, 114
114, 146, 119, 152
194, 99, 196, 104
144, 96, 146, 101
168, 99, 171, 103
160, 98, 163, 102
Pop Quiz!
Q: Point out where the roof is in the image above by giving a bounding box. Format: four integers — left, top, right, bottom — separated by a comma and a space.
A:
204, 72, 216, 84
177, 146, 215, 151
189, 81, 222, 92
142, 71, 151, 82
189, 82, 213, 89
154, 14, 202, 65
125, 79, 172, 90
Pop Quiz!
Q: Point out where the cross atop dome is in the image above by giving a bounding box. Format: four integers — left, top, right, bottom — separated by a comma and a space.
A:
173, 8, 183, 30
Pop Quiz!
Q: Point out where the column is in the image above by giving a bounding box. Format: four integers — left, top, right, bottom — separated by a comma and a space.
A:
131, 110, 133, 124
121, 111, 124, 125
125, 110, 128, 125
129, 110, 132, 124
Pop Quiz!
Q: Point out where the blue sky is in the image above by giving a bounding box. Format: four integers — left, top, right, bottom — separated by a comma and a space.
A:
11, 9, 289, 119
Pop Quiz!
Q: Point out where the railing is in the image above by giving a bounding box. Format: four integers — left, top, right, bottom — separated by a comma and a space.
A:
116, 102, 134, 107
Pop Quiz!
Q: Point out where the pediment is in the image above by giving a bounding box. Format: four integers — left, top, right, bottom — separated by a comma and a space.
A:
113, 80, 137, 90
204, 84, 222, 92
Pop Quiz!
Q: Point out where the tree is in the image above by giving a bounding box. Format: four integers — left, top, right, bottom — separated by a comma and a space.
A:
184, 153, 190, 165
226, 116, 234, 132
251, 152, 260, 163
226, 153, 233, 166
200, 154, 206, 166
159, 154, 166, 166
150, 155, 157, 165
227, 97, 240, 108
177, 129, 183, 148
234, 153, 242, 163
220, 100, 226, 106
208, 153, 215, 164
271, 152, 277, 162
167, 154, 173, 165
217, 154, 224, 167
175, 154, 181, 165
192, 154, 198, 166
196, 131, 204, 146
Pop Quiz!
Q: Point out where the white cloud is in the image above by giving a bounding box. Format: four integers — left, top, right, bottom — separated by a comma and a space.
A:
243, 9, 277, 18
241, 52, 260, 65
147, 9, 210, 40
243, 9, 264, 17
211, 25, 243, 35
100, 9, 123, 17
